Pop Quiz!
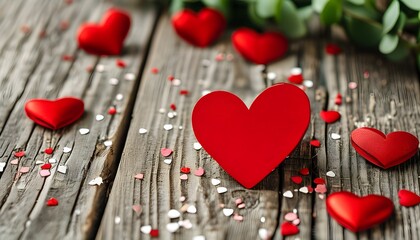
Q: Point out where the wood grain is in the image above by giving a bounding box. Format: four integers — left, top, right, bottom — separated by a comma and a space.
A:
0, 1, 157, 239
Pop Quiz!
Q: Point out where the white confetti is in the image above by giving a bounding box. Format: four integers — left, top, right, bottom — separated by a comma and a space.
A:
260, 217, 266, 223
139, 128, 148, 134
167, 112, 176, 119
172, 79, 181, 86
331, 133, 341, 140
187, 205, 197, 214
222, 208, 234, 217
79, 128, 90, 135
74, 209, 81, 215
48, 158, 57, 164
63, 147, 72, 153
179, 219, 192, 229
159, 108, 166, 114
166, 222, 180, 233
299, 186, 309, 193
114, 216, 121, 224
115, 93, 123, 101
267, 72, 277, 81
179, 126, 183, 130
326, 171, 336, 177
164, 124, 173, 131
96, 114, 104, 121
293, 209, 298, 214
179, 196, 186, 202
88, 177, 103, 186
109, 78, 119, 85
57, 165, 67, 174
140, 225, 152, 234
193, 236, 206, 240
258, 228, 270, 240
167, 209, 181, 219
211, 178, 221, 186
193, 142, 202, 150
124, 73, 135, 81
201, 90, 211, 96
217, 187, 227, 194
303, 80, 314, 88
104, 140, 112, 147
35, 160, 44, 165
0, 162, 6, 172
96, 64, 105, 72
163, 158, 172, 165
283, 190, 293, 198
290, 67, 302, 75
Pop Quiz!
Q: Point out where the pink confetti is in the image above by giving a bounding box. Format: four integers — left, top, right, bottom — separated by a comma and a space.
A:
132, 205, 142, 215
235, 198, 243, 205
292, 218, 301, 225
315, 184, 327, 194
14, 151, 25, 158
348, 82, 358, 89
180, 174, 188, 180
40, 169, 51, 177
233, 213, 244, 221
10, 159, 19, 165
237, 203, 246, 209
134, 173, 144, 180
363, 71, 370, 79
215, 53, 224, 61
284, 212, 298, 221
20, 167, 30, 173
151, 67, 159, 74
161, 148, 172, 157
194, 167, 205, 176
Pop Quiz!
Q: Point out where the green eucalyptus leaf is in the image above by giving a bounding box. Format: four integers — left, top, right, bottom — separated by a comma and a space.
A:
298, 6, 314, 20
346, 0, 364, 5
396, 13, 407, 33
382, 0, 400, 34
401, 0, 420, 11
343, 1, 380, 20
312, 0, 328, 13
320, 0, 343, 25
379, 34, 399, 54
276, 0, 307, 38
344, 15, 383, 48
385, 39, 410, 61
274, 0, 284, 23
248, 2, 266, 27
203, 0, 229, 15
170, 0, 184, 15
256, 0, 278, 18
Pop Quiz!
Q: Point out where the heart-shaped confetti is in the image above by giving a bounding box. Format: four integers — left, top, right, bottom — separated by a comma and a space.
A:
89, 177, 103, 186
222, 208, 234, 217
315, 184, 327, 194
40, 169, 51, 177
139, 128, 148, 134
284, 212, 298, 221
163, 159, 172, 165
335, 93, 343, 105
49, 158, 57, 164
77, 8, 131, 55
233, 213, 244, 221
288, 73, 304, 84
79, 128, 90, 135
326, 171, 336, 177
193, 142, 202, 150
232, 28, 288, 65
192, 84, 310, 188
331, 133, 341, 140
180, 167, 191, 174
14, 151, 25, 157
96, 114, 105, 121
281, 222, 299, 236
180, 174, 188, 180
132, 204, 142, 215
25, 97, 84, 130
351, 127, 419, 169
283, 191, 293, 198
41, 163, 52, 170
150, 229, 159, 237
166, 222, 180, 233
11, 159, 19, 165
217, 187, 227, 193
194, 167, 205, 176
63, 147, 72, 153
314, 178, 325, 184
161, 148, 173, 157
325, 43, 342, 55
398, 189, 420, 207
326, 191, 394, 232
163, 124, 173, 131
172, 8, 226, 47
140, 225, 152, 234
20, 167, 30, 173
299, 186, 309, 194
310, 139, 321, 148
44, 147, 53, 154
258, 228, 269, 239
134, 173, 144, 180
299, 168, 310, 176
46, 197, 59, 206
291, 176, 302, 184
211, 178, 221, 186
320, 110, 341, 123
57, 166, 67, 174
0, 162, 6, 172
187, 205, 197, 214
168, 209, 181, 219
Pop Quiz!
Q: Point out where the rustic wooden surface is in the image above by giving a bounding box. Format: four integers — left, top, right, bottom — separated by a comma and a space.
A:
0, 1, 419, 240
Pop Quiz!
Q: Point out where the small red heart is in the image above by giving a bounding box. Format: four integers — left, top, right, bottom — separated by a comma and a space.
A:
116, 59, 126, 68
172, 8, 226, 47
180, 167, 190, 174
320, 110, 341, 123
108, 107, 117, 115
14, 151, 25, 158
314, 177, 325, 184
150, 229, 159, 237
299, 168, 310, 176
192, 83, 310, 188
326, 191, 394, 232
25, 97, 84, 130
288, 74, 304, 84
351, 127, 419, 169
310, 139, 321, 148
232, 28, 288, 65
41, 163, 52, 170
46, 197, 59, 206
179, 90, 189, 96
335, 93, 343, 105
44, 147, 54, 155
161, 148, 173, 157
398, 190, 420, 207
291, 176, 302, 184
325, 43, 342, 55
281, 222, 299, 236
77, 8, 131, 55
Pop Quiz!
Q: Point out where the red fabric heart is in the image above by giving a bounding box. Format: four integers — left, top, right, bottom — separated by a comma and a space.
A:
232, 28, 288, 65
46, 197, 59, 206
25, 97, 84, 130
281, 222, 299, 236
172, 8, 226, 47
320, 110, 340, 123
326, 191, 394, 232
192, 83, 310, 188
398, 189, 420, 207
77, 8, 131, 55
351, 127, 419, 169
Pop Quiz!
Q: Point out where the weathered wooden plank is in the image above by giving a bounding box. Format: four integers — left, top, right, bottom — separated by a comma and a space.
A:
0, 1, 157, 239
98, 14, 281, 240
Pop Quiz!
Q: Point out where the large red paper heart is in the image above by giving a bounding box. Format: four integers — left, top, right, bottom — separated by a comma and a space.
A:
77, 8, 131, 55
326, 191, 394, 232
232, 28, 288, 65
25, 97, 84, 130
172, 8, 226, 47
192, 84, 310, 188
351, 127, 419, 169
398, 190, 420, 207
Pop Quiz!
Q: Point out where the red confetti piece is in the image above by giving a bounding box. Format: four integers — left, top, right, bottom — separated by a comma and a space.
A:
179, 90, 189, 95
325, 43, 341, 55
215, 53, 224, 61
310, 139, 321, 148
288, 74, 304, 84
180, 167, 191, 174
170, 103, 176, 111
44, 147, 54, 155
116, 59, 126, 68
160, 148, 173, 157
150, 229, 159, 237
62, 55, 74, 61
299, 168, 310, 176
41, 163, 52, 170
281, 222, 299, 236
151, 67, 159, 74
398, 189, 420, 207
335, 93, 342, 105
46, 197, 59, 206
14, 151, 25, 158
314, 177, 325, 184
319, 110, 341, 123
108, 107, 117, 115
167, 75, 175, 81
291, 176, 302, 184
307, 185, 314, 193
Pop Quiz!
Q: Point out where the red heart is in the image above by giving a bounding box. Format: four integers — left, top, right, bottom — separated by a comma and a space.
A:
310, 139, 321, 148
299, 168, 310, 176
351, 127, 419, 169
319, 110, 340, 123
172, 8, 226, 47
46, 197, 59, 206
25, 97, 84, 130
232, 28, 288, 65
281, 222, 299, 236
326, 191, 394, 232
398, 189, 420, 207
291, 176, 302, 184
41, 163, 52, 170
77, 8, 131, 55
192, 83, 310, 188
313, 177, 325, 184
